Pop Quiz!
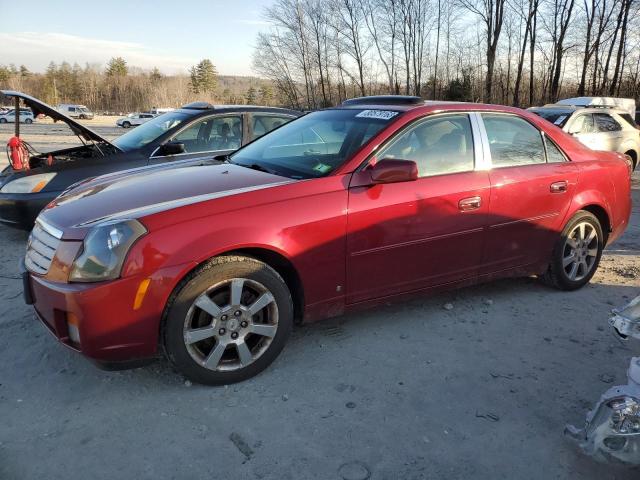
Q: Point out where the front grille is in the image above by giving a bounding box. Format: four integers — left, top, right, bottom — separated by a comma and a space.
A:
25, 220, 62, 275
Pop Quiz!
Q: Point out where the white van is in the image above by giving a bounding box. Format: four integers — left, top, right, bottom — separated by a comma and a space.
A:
57, 104, 94, 120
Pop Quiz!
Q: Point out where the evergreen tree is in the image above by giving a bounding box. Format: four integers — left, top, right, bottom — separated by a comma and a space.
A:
150, 67, 163, 83
0, 65, 11, 83
106, 57, 128, 77
245, 86, 257, 104
189, 59, 218, 94
259, 85, 273, 105
19, 65, 31, 77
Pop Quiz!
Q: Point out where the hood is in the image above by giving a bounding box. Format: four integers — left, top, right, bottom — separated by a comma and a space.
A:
40, 163, 291, 237
0, 90, 118, 148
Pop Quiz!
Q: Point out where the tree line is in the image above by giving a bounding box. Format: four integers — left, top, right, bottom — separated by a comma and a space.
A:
252, 0, 640, 109
0, 58, 276, 113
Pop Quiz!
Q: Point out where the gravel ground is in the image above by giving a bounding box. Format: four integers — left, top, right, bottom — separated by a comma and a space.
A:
0, 124, 639, 479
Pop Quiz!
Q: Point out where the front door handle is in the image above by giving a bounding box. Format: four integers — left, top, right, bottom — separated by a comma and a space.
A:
458, 196, 482, 212
550, 181, 568, 193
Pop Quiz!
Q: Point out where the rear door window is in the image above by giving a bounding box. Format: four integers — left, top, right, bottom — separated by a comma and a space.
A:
482, 114, 545, 167
251, 115, 294, 141
594, 113, 622, 132
544, 136, 567, 163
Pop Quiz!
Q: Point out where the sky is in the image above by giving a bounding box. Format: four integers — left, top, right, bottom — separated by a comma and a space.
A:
0, 0, 274, 76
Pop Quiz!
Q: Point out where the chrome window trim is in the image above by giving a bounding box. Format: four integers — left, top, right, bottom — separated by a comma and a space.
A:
469, 112, 491, 170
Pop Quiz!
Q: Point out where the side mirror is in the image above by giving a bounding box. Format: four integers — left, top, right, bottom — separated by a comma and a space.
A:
369, 158, 418, 184
158, 141, 185, 156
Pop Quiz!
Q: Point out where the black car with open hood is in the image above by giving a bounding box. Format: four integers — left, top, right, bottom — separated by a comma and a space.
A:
0, 91, 300, 229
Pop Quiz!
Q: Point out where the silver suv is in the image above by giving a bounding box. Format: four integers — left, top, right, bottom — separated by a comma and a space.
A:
529, 105, 640, 170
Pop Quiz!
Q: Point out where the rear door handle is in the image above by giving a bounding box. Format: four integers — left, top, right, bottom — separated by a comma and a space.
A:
550, 181, 568, 193
458, 196, 482, 211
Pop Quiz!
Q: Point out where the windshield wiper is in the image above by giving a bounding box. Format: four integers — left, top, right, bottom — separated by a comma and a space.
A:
245, 163, 278, 175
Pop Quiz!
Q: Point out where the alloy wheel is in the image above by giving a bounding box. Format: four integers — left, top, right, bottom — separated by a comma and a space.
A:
562, 221, 599, 281
183, 278, 279, 372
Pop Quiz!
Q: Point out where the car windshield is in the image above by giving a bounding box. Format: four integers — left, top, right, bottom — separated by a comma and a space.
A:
113, 111, 192, 151
531, 109, 572, 127
230, 108, 398, 179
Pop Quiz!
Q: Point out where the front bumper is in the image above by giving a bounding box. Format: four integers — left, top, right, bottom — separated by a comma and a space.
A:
25, 263, 189, 365
0, 191, 59, 230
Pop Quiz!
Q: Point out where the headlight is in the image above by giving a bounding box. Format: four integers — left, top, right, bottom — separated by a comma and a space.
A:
0, 173, 57, 194
607, 397, 640, 435
69, 219, 147, 282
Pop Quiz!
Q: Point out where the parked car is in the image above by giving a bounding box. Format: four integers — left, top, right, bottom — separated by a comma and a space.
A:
148, 107, 175, 116
0, 90, 300, 229
22, 95, 632, 385
0, 108, 35, 124
116, 112, 155, 128
57, 104, 94, 120
529, 99, 640, 170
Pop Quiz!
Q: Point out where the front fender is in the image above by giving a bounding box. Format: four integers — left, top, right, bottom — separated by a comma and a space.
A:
122, 182, 349, 310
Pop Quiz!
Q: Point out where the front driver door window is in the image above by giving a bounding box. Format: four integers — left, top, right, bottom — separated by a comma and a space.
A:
172, 115, 242, 153
346, 113, 490, 303
167, 115, 242, 155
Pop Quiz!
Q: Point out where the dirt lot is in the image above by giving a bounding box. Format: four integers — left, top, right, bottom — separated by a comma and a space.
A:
0, 123, 639, 479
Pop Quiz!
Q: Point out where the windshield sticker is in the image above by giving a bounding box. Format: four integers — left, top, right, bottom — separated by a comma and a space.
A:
355, 110, 399, 120
554, 115, 567, 125
313, 163, 333, 174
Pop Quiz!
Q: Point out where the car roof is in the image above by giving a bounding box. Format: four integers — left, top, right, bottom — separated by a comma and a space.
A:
333, 98, 526, 116
179, 102, 301, 117
529, 105, 628, 115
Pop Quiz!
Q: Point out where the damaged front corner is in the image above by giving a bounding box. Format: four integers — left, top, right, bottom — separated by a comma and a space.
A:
610, 294, 640, 340
566, 356, 640, 465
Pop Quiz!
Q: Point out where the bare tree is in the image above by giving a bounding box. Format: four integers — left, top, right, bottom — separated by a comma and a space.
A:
459, 0, 507, 102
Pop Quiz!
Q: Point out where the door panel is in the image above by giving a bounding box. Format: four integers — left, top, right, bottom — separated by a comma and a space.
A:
479, 113, 579, 274
346, 171, 490, 304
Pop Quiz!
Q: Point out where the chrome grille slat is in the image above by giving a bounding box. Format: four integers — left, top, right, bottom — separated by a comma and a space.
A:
25, 219, 62, 275
29, 237, 55, 260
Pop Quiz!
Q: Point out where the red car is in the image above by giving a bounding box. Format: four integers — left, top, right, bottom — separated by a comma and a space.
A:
23, 96, 632, 385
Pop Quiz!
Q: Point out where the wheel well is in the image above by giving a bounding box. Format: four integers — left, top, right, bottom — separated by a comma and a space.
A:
581, 204, 611, 243
228, 248, 305, 323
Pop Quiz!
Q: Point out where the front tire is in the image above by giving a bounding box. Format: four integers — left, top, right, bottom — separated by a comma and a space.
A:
122, 121, 131, 128
163, 256, 294, 385
0, 118, 6, 124
542, 210, 604, 291
25, 118, 33, 124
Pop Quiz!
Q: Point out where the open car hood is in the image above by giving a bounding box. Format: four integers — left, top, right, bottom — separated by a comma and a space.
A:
0, 90, 119, 149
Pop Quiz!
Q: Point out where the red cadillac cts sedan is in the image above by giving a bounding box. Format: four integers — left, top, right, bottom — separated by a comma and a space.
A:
23, 96, 632, 384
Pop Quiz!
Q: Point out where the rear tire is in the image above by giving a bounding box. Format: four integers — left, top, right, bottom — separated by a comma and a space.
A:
163, 255, 294, 385
25, 118, 33, 124
624, 151, 637, 171
0, 118, 6, 124
542, 210, 604, 291
122, 121, 131, 128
